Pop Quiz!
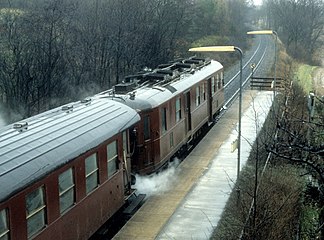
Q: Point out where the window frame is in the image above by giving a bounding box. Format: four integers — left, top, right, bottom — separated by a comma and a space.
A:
175, 97, 181, 122
107, 140, 119, 178
85, 153, 99, 194
211, 77, 215, 94
0, 208, 9, 240
26, 186, 46, 238
196, 86, 201, 107
122, 131, 127, 155
143, 115, 150, 140
221, 71, 224, 86
202, 83, 206, 101
217, 73, 221, 89
58, 168, 75, 214
161, 107, 167, 133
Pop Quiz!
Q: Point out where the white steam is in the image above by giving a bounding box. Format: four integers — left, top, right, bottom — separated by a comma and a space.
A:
0, 107, 7, 128
0, 116, 5, 128
133, 158, 180, 197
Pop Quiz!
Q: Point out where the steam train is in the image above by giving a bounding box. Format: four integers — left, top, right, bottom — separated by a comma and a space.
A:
0, 57, 224, 240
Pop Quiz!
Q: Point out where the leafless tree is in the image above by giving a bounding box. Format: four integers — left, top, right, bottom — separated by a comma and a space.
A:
266, 0, 324, 62
211, 96, 303, 239
0, 0, 251, 121
253, 49, 324, 238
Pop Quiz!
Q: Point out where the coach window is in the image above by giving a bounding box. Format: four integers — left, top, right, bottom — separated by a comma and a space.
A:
26, 186, 46, 238
202, 83, 206, 101
214, 76, 218, 92
107, 141, 118, 178
143, 115, 150, 140
0, 208, 9, 240
122, 131, 127, 159
196, 86, 201, 106
85, 153, 98, 194
161, 107, 167, 133
59, 168, 75, 214
221, 71, 224, 85
211, 77, 215, 95
175, 97, 181, 122
217, 74, 221, 89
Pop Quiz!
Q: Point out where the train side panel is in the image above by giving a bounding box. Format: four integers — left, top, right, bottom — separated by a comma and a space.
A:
211, 72, 225, 116
0, 96, 140, 240
0, 139, 126, 240
128, 61, 224, 175
190, 80, 209, 134
34, 171, 125, 240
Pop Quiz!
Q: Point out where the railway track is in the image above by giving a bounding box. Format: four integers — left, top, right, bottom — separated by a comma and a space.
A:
224, 34, 273, 106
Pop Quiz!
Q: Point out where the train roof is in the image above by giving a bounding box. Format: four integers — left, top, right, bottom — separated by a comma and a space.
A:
98, 59, 223, 111
0, 98, 140, 202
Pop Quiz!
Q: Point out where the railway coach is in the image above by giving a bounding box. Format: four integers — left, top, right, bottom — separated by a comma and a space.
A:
0, 98, 140, 240
99, 57, 225, 175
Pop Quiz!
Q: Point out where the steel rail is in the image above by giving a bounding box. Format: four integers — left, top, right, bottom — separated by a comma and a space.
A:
224, 38, 261, 89
224, 37, 268, 108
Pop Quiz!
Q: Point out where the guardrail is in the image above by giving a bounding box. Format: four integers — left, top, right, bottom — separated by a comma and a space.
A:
250, 77, 284, 91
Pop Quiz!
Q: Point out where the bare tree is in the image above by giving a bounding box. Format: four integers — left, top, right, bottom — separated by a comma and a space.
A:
266, 64, 324, 238
211, 94, 303, 239
267, 0, 324, 62
0, 0, 251, 121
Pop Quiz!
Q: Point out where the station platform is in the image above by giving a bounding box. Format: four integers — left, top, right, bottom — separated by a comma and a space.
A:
113, 90, 273, 240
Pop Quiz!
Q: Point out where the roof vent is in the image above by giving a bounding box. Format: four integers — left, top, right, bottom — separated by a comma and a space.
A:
190, 57, 206, 62
173, 63, 192, 72
114, 82, 136, 94
62, 105, 73, 113
145, 73, 170, 83
156, 69, 174, 76
184, 59, 201, 65
81, 98, 92, 105
157, 63, 173, 69
129, 91, 136, 100
13, 122, 28, 132
124, 74, 145, 83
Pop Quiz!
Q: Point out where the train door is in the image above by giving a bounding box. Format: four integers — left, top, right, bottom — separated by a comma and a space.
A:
122, 131, 129, 188
207, 77, 213, 122
185, 91, 192, 133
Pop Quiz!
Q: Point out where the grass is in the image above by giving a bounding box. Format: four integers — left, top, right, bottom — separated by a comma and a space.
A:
299, 204, 320, 239
294, 63, 318, 93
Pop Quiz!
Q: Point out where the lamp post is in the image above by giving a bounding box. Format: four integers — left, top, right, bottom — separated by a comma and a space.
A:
247, 30, 278, 101
189, 46, 243, 182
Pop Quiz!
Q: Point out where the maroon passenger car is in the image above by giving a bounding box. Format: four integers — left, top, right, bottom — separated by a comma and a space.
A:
0, 97, 140, 240
101, 57, 225, 174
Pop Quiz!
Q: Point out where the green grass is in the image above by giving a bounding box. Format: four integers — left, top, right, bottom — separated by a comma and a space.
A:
299, 204, 319, 239
294, 64, 318, 93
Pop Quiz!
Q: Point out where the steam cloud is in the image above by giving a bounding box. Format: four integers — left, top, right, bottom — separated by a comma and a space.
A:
0, 108, 6, 128
0, 116, 5, 128
133, 158, 180, 197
